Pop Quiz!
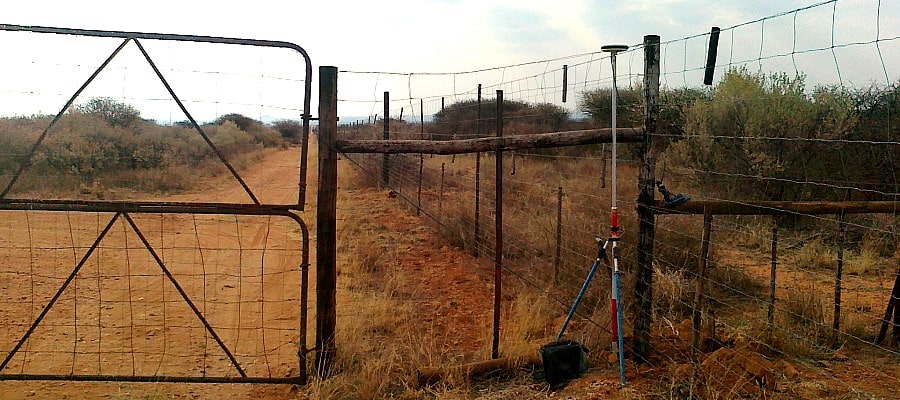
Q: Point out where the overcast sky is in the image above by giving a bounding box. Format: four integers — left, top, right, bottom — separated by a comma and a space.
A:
2, 0, 898, 121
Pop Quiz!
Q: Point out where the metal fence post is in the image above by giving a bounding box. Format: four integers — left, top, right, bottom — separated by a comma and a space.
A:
418, 98, 424, 216
382, 91, 390, 186
833, 212, 845, 341
492, 90, 504, 360
475, 84, 482, 257
767, 219, 778, 339
554, 186, 563, 284
692, 208, 712, 356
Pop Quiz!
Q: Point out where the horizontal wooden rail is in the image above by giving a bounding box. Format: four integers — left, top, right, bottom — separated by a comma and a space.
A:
335, 127, 643, 155
654, 200, 900, 215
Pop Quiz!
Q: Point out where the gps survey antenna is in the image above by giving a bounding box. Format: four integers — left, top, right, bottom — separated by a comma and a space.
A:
601, 43, 628, 387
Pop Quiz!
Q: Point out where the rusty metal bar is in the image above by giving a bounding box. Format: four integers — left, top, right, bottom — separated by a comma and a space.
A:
0, 212, 121, 372
0, 198, 295, 215
297, 219, 311, 385
0, 38, 131, 199
122, 212, 246, 377
133, 38, 259, 205
0, 23, 314, 210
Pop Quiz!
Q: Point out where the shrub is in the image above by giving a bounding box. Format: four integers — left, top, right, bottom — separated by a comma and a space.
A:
74, 97, 141, 129
273, 119, 303, 142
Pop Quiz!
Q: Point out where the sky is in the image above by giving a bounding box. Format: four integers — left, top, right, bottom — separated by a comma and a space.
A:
2, 0, 898, 122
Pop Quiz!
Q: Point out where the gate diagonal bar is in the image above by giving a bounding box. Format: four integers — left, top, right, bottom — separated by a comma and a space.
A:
0, 24, 313, 384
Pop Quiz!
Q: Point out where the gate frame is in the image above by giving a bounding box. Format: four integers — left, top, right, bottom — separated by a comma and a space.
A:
0, 24, 314, 384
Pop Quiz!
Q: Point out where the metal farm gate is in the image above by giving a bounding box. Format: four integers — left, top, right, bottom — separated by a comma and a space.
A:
0, 25, 312, 384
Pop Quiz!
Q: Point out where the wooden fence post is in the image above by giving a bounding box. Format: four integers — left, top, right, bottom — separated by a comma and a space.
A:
634, 34, 660, 363
692, 208, 712, 356
492, 90, 504, 360
382, 91, 390, 186
315, 66, 339, 378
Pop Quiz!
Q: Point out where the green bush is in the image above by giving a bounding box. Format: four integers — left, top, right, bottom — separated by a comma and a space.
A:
663, 69, 863, 201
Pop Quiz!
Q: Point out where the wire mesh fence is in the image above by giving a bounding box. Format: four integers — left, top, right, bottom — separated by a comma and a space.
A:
329, 0, 900, 396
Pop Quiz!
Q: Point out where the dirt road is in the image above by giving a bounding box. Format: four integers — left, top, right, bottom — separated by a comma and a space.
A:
0, 147, 313, 399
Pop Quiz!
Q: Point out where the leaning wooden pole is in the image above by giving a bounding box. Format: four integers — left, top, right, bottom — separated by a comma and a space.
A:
634, 34, 660, 363
315, 66, 339, 378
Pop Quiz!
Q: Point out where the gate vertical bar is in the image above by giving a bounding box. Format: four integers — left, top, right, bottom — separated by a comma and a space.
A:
474, 84, 482, 257
492, 90, 504, 360
316, 66, 339, 378
382, 91, 390, 187
634, 34, 660, 363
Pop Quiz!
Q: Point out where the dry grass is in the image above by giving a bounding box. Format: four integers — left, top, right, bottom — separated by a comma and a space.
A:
332, 122, 899, 398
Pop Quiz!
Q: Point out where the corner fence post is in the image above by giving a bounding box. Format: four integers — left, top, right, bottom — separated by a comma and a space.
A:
315, 66, 339, 378
634, 34, 660, 363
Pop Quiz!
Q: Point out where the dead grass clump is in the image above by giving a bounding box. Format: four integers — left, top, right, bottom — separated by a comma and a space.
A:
654, 265, 694, 321
500, 289, 558, 358
793, 238, 836, 271
439, 192, 478, 253
772, 284, 829, 359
